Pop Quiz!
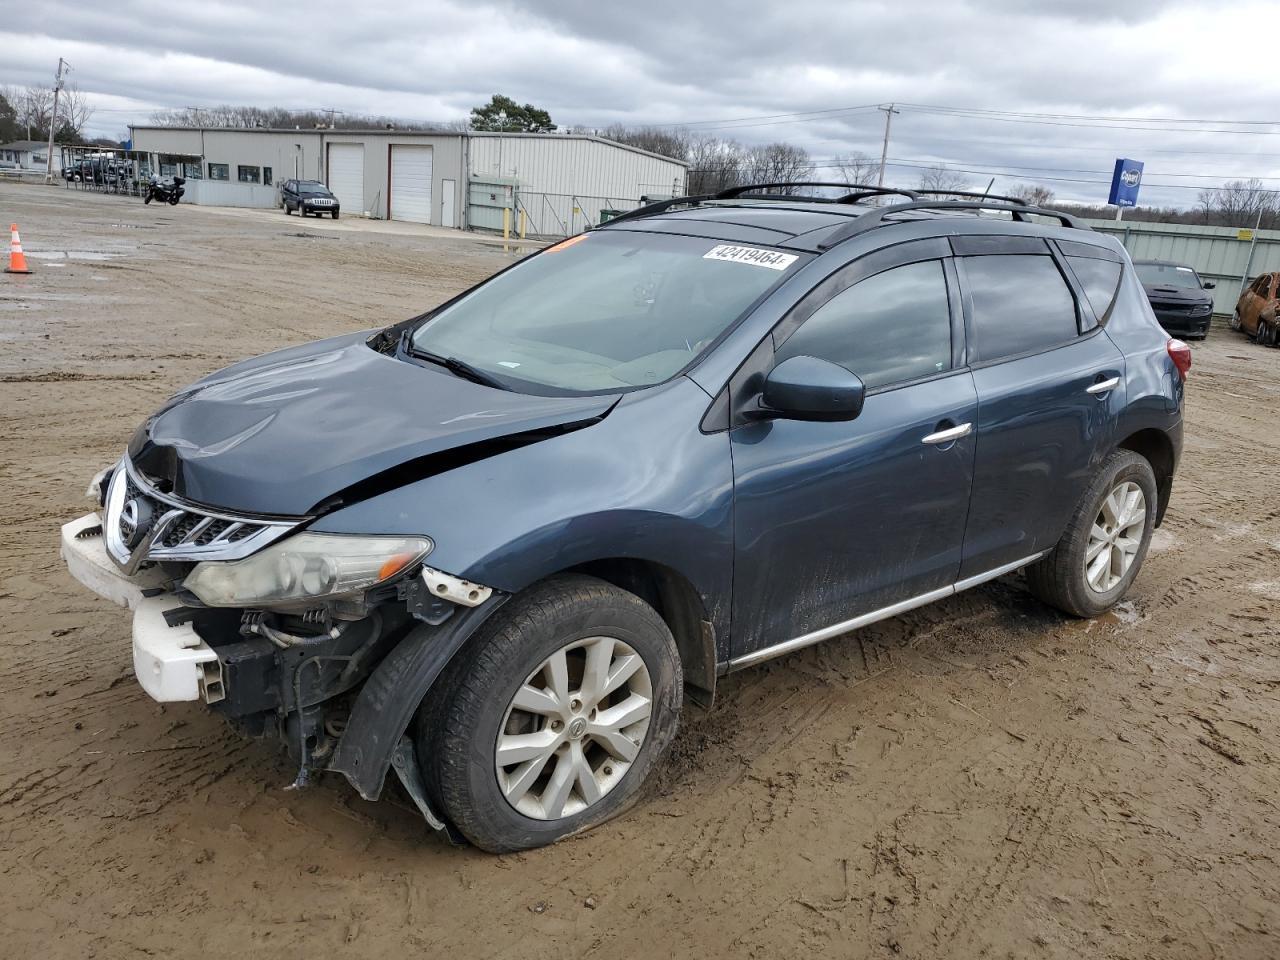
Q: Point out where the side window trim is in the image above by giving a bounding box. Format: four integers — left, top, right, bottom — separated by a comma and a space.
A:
771, 238, 951, 348
1046, 241, 1094, 332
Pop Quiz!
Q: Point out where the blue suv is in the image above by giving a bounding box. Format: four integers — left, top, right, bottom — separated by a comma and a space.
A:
60, 184, 1188, 851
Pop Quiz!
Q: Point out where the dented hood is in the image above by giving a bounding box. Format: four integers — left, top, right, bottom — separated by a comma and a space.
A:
128, 333, 614, 516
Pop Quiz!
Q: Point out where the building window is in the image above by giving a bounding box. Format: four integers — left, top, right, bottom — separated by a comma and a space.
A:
237, 165, 260, 184
208, 163, 229, 181
183, 162, 203, 180
263, 166, 272, 186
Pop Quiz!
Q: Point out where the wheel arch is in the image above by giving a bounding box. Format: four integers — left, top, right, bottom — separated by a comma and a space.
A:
1117, 428, 1175, 526
566, 557, 719, 707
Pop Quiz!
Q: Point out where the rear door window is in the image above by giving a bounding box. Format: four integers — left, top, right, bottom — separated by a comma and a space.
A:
774, 260, 952, 389
1066, 257, 1123, 324
962, 255, 1079, 362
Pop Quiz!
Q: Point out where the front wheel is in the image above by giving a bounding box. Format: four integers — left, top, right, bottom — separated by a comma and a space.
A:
1230, 310, 1241, 331
331, 210, 339, 219
1258, 320, 1272, 346
143, 192, 152, 204
1026, 450, 1158, 618
419, 575, 683, 852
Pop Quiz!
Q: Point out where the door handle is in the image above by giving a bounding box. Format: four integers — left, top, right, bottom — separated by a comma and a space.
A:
921, 422, 972, 445
1086, 376, 1121, 395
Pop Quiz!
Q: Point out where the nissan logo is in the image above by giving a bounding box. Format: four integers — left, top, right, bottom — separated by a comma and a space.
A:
1121, 168, 1141, 188
118, 498, 153, 549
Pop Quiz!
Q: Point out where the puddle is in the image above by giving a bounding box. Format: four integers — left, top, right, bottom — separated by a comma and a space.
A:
1249, 580, 1280, 600
1112, 600, 1143, 625
26, 251, 120, 261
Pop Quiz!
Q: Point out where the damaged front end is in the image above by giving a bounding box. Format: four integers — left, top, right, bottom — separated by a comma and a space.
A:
62, 453, 505, 837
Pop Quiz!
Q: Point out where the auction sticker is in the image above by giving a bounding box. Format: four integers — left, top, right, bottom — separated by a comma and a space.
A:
703, 244, 798, 271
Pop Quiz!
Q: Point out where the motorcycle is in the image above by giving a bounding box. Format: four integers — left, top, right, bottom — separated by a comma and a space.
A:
144, 175, 185, 206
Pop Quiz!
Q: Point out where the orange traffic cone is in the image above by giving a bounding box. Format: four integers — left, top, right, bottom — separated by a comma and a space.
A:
5, 223, 32, 274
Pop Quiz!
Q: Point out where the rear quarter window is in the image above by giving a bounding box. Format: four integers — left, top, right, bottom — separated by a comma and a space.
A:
1066, 257, 1124, 325
962, 254, 1079, 362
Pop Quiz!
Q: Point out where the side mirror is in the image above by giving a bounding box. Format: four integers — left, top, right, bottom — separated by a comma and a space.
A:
758, 355, 866, 422
1202, 281, 1216, 290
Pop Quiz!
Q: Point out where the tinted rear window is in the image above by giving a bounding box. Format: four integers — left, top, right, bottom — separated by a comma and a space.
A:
1067, 256, 1123, 325
963, 255, 1079, 362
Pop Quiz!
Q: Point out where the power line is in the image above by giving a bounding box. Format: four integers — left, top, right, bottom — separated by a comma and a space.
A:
899, 102, 1280, 127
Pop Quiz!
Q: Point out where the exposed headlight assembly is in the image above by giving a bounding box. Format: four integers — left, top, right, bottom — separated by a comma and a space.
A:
184, 533, 432, 607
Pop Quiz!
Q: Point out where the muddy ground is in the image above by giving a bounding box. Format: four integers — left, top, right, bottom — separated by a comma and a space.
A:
1, 182, 1278, 959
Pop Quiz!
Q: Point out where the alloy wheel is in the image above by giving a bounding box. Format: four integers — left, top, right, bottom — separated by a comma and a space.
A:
495, 636, 653, 821
1085, 481, 1147, 593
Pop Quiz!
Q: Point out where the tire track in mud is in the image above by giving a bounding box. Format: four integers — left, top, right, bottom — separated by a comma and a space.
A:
928, 739, 1078, 950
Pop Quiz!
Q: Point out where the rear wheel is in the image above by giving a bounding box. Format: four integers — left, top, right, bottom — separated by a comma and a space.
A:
419, 575, 682, 852
1026, 450, 1157, 618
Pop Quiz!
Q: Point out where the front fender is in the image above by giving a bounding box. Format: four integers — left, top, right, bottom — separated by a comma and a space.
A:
311, 377, 735, 645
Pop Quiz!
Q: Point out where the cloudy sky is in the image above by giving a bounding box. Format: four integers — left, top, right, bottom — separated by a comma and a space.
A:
6, 0, 1280, 207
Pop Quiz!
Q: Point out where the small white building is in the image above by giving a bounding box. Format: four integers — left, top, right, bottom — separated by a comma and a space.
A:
0, 140, 59, 173
126, 126, 687, 234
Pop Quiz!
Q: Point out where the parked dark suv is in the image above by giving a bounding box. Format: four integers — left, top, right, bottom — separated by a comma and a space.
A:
1133, 258, 1215, 339
281, 179, 340, 218
60, 184, 1187, 852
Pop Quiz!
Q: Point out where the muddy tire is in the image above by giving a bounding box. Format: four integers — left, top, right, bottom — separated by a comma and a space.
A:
1026, 450, 1157, 619
1230, 310, 1241, 331
419, 574, 682, 853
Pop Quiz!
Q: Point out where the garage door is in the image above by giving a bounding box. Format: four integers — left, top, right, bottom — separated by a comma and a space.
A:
390, 145, 433, 224
327, 143, 364, 214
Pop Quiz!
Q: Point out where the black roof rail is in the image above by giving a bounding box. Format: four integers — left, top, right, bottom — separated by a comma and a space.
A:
594, 194, 716, 227
837, 186, 921, 204
913, 188, 1028, 205
817, 200, 1092, 250
715, 181, 876, 200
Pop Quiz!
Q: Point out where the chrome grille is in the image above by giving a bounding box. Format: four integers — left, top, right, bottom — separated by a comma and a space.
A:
103, 456, 303, 573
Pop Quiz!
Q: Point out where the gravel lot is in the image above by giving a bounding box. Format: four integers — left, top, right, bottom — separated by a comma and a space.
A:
2, 182, 1278, 959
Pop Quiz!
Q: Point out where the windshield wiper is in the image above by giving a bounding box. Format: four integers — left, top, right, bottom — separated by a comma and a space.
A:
409, 347, 508, 389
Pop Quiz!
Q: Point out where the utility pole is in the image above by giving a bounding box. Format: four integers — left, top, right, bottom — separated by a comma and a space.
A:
876, 103, 900, 189
45, 57, 68, 184
321, 107, 344, 129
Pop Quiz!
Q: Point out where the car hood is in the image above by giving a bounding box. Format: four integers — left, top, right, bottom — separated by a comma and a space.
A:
127, 332, 615, 516
1140, 283, 1211, 304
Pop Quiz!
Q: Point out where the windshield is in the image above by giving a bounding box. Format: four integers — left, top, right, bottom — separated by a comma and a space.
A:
1134, 262, 1203, 290
408, 231, 803, 393
297, 181, 328, 192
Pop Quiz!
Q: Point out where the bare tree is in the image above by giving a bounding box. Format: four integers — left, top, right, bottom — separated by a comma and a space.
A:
148, 104, 457, 133
1009, 184, 1055, 207
743, 143, 815, 191
830, 151, 877, 187
1197, 178, 1279, 227
684, 134, 746, 195
916, 163, 971, 194
58, 82, 94, 139
602, 124, 689, 161
18, 85, 53, 139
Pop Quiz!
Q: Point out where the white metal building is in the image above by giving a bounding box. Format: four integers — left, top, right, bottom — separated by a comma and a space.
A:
127, 126, 687, 234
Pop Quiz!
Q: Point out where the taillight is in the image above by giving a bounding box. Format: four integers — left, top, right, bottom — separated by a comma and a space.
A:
1167, 339, 1192, 380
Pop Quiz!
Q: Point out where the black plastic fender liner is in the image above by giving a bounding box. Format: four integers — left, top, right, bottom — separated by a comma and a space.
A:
328, 594, 509, 801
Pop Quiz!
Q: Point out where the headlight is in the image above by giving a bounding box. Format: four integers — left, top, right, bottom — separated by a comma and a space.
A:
184, 532, 432, 607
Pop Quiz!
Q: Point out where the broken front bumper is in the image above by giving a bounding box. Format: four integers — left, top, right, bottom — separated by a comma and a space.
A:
60, 513, 223, 703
